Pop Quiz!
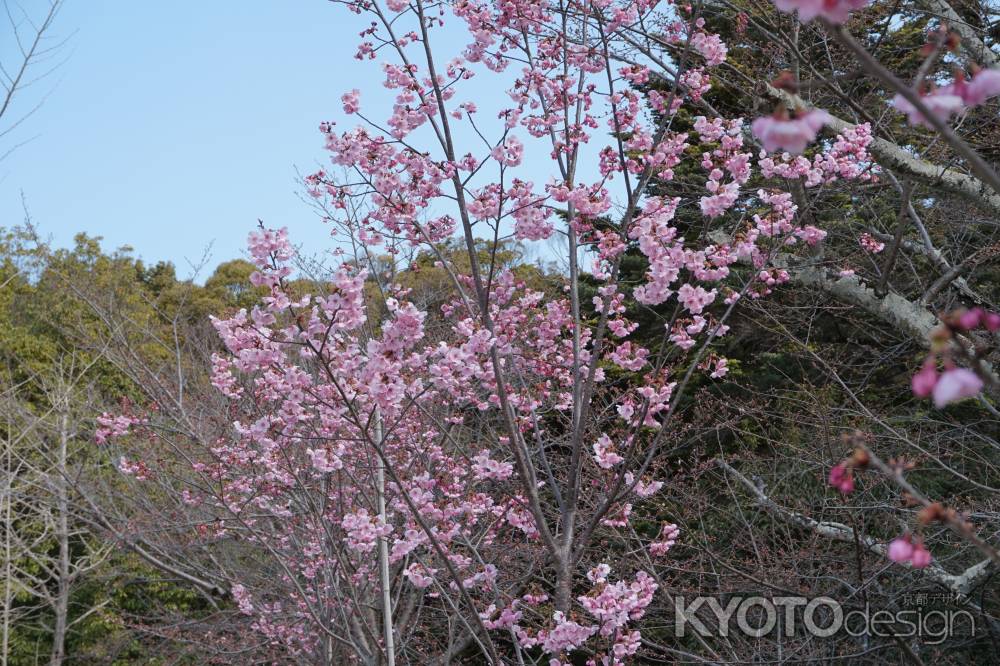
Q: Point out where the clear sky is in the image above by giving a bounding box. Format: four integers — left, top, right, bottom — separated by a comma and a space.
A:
1, 1, 583, 282
0, 1, 388, 280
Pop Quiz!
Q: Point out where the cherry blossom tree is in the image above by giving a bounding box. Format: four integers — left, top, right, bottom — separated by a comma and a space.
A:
89, 0, 1000, 663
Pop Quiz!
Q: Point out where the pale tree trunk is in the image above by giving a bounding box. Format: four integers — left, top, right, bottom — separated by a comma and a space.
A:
49, 405, 70, 666
375, 408, 395, 666
1, 418, 13, 666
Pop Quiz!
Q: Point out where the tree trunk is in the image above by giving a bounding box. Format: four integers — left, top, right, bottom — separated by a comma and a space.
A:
375, 408, 395, 666
49, 407, 70, 666
2, 425, 12, 666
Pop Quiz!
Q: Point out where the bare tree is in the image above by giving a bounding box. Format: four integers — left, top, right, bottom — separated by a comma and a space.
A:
0, 355, 112, 665
0, 0, 67, 162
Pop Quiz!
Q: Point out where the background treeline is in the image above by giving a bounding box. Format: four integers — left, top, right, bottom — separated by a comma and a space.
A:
0, 229, 261, 664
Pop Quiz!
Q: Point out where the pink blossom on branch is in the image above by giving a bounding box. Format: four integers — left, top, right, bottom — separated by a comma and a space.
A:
771, 0, 871, 23
891, 90, 965, 128
911, 308, 994, 407
341, 88, 361, 114
887, 535, 914, 563
94, 412, 144, 445
751, 109, 832, 154
910, 541, 933, 568
964, 68, 1000, 105
887, 534, 932, 568
944, 68, 1000, 106
649, 523, 680, 556
932, 368, 984, 408
593, 433, 625, 469
910, 360, 938, 399
911, 361, 984, 408
859, 232, 884, 253
828, 462, 854, 494
676, 283, 717, 315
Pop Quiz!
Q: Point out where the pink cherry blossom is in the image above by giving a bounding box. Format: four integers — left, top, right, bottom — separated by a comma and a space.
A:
307, 447, 343, 473
859, 232, 884, 253
116, 456, 151, 480
965, 69, 1000, 105
631, 476, 664, 498
593, 434, 624, 469
910, 361, 938, 398
490, 135, 524, 166
910, 541, 932, 568
649, 523, 680, 556
828, 462, 855, 494
796, 225, 827, 245
887, 535, 914, 563
539, 612, 596, 653
771, 0, 870, 23
887, 535, 933, 568
95, 413, 144, 445
677, 283, 717, 315
947, 68, 1000, 106
341, 89, 361, 114
957, 308, 984, 330
751, 109, 831, 154
932, 367, 984, 408
403, 562, 436, 588
230, 584, 254, 615
472, 450, 514, 481
690, 31, 727, 67
341, 509, 392, 553
480, 603, 522, 630
891, 91, 964, 128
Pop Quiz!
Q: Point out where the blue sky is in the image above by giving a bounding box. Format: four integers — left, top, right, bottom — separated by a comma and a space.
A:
0, 1, 385, 279
1, 1, 585, 281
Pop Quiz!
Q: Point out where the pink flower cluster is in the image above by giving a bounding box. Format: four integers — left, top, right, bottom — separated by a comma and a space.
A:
306, 446, 344, 473
751, 109, 831, 155
887, 534, 932, 568
649, 523, 680, 556
593, 433, 625, 469
950, 68, 1000, 106
912, 365, 984, 408
519, 567, 657, 665
893, 68, 1000, 127
690, 26, 727, 67
472, 449, 514, 481
952, 307, 1000, 332
759, 122, 876, 187
911, 308, 997, 407
828, 462, 855, 494
771, 0, 870, 23
695, 116, 751, 218
891, 91, 964, 128
95, 412, 144, 445
677, 283, 717, 315
859, 232, 885, 253
341, 509, 393, 553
